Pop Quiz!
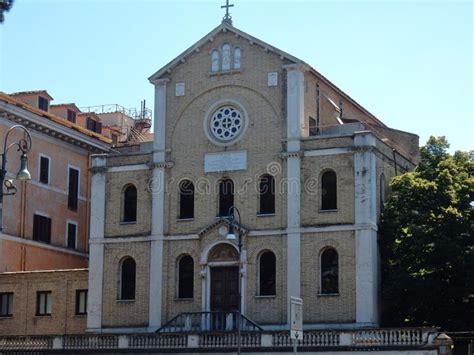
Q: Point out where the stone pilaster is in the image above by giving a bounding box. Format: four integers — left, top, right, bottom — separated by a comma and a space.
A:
148, 79, 169, 330
354, 131, 378, 325
284, 64, 306, 324
87, 155, 107, 331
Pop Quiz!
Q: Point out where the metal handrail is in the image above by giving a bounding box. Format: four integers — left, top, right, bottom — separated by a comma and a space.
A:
157, 311, 263, 333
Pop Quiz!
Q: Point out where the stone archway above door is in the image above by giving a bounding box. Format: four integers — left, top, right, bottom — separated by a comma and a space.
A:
208, 243, 239, 262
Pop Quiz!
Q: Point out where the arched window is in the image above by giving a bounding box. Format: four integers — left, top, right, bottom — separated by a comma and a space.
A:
259, 174, 275, 214
321, 248, 338, 294
120, 257, 136, 300
222, 43, 231, 71
123, 185, 137, 222
177, 255, 194, 299
321, 171, 337, 210
211, 50, 219, 72
259, 251, 276, 296
233, 47, 241, 69
218, 178, 234, 217
179, 180, 194, 219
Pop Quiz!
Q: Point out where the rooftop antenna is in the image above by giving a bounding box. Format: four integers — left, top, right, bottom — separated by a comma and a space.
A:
221, 0, 234, 26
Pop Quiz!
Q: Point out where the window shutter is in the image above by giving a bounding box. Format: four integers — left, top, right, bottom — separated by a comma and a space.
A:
67, 223, 76, 249
68, 169, 79, 211
44, 217, 51, 244
33, 215, 40, 241
39, 157, 49, 184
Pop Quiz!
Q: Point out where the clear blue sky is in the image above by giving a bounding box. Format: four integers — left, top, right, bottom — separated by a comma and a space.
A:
0, 0, 472, 152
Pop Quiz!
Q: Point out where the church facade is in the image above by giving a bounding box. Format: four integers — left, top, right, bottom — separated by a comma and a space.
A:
87, 21, 419, 333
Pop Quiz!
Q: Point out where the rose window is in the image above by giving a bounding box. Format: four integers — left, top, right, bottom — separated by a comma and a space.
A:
210, 106, 243, 142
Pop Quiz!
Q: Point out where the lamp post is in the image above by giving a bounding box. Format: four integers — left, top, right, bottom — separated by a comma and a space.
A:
226, 205, 242, 355
0, 125, 32, 232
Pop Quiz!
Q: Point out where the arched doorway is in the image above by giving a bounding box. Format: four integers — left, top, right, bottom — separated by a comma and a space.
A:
208, 243, 239, 312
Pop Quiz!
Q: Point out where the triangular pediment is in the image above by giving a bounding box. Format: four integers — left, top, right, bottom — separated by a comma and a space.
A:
148, 22, 302, 83
147, 22, 387, 128
198, 217, 248, 238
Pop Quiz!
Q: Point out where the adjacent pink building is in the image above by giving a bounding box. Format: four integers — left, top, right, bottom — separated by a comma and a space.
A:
0, 90, 152, 272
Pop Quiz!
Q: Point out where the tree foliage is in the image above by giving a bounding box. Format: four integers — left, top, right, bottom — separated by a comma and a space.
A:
380, 136, 474, 330
0, 0, 14, 23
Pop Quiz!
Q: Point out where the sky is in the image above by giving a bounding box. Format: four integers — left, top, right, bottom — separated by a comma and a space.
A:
0, 0, 472, 152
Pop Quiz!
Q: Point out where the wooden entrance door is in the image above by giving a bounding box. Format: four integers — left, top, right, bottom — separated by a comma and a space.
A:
210, 266, 239, 311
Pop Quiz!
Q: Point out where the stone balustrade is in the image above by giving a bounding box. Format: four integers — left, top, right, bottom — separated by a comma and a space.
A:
0, 328, 444, 352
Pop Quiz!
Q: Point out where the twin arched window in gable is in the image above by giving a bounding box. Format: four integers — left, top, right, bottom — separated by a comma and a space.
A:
177, 255, 194, 299
211, 44, 241, 72
122, 184, 137, 223
320, 248, 339, 294
321, 170, 337, 211
120, 257, 136, 300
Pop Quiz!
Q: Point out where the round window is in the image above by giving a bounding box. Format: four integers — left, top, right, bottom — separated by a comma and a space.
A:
210, 106, 243, 142
204, 100, 248, 146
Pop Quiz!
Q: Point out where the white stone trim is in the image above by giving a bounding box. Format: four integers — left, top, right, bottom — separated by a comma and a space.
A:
87, 156, 107, 331
285, 66, 304, 325
89, 224, 377, 245
353, 131, 379, 325
34, 210, 50, 218
153, 80, 169, 159
286, 68, 305, 150
167, 234, 200, 240
89, 326, 151, 334
108, 164, 149, 173
304, 147, 352, 157
87, 242, 104, 330
260, 322, 378, 331
149, 165, 166, 328
0, 233, 88, 257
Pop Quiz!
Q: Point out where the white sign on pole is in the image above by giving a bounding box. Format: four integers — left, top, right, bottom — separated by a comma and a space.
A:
290, 296, 303, 340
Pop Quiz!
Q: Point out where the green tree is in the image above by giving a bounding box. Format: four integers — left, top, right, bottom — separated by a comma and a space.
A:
380, 136, 474, 330
0, 0, 14, 23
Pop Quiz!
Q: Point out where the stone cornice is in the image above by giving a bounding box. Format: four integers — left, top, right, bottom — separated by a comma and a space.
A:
280, 151, 303, 159
353, 146, 375, 153
90, 166, 108, 174
282, 63, 311, 72
148, 161, 174, 169
0, 105, 110, 153
198, 217, 248, 238
150, 78, 171, 86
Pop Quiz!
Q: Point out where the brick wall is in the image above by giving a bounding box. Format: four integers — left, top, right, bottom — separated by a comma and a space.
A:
0, 269, 88, 335
102, 242, 150, 328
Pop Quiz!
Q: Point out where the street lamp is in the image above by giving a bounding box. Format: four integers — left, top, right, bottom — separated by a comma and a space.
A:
226, 205, 242, 355
0, 125, 32, 232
